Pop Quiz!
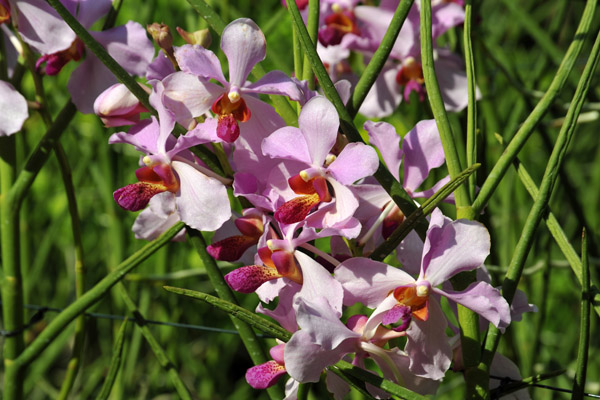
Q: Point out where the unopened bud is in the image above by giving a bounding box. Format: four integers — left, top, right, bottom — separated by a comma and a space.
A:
176, 27, 212, 48
93, 83, 148, 127
147, 23, 173, 52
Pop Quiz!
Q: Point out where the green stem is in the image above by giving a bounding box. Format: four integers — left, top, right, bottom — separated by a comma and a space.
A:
185, 228, 284, 400
286, 0, 428, 240
1, 134, 25, 400
464, 0, 477, 202
54, 144, 86, 400
572, 229, 590, 400
302, 0, 319, 89
13, 221, 185, 370
480, 19, 600, 375
293, 23, 303, 86
117, 285, 194, 399
346, 0, 414, 117
421, 0, 470, 210
471, 0, 597, 215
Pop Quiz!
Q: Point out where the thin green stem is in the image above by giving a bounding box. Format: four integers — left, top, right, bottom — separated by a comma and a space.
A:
286, 0, 428, 240
302, 0, 319, 90
572, 229, 590, 400
293, 24, 303, 86
13, 221, 185, 369
481, 19, 600, 374
421, 0, 470, 211
185, 228, 284, 400
464, 0, 477, 202
54, 144, 86, 400
1, 134, 25, 400
347, 0, 414, 117
472, 0, 597, 215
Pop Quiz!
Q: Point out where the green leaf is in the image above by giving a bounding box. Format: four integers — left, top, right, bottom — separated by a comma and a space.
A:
163, 286, 292, 341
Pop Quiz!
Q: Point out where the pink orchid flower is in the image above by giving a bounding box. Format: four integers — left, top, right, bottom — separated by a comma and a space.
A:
16, 0, 154, 113
161, 18, 303, 143
262, 95, 378, 230
334, 208, 510, 380
110, 82, 231, 232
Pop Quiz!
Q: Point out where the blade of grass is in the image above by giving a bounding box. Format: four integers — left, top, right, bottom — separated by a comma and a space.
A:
301, 0, 319, 90
572, 229, 590, 400
95, 317, 129, 400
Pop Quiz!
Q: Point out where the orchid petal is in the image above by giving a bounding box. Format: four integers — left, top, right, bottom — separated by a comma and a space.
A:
334, 258, 414, 308
327, 142, 379, 185
403, 119, 445, 193
435, 48, 473, 112
364, 120, 402, 181
358, 65, 402, 118
162, 72, 222, 127
298, 96, 339, 167
108, 117, 160, 154
16, 0, 75, 54
295, 251, 344, 314
0, 81, 28, 136
436, 282, 511, 332
221, 19, 266, 88
244, 70, 303, 101
174, 44, 227, 86
262, 126, 312, 164
172, 160, 231, 231
421, 209, 490, 285
405, 298, 451, 380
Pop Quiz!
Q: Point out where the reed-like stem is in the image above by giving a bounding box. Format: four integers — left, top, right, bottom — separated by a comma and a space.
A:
472, 0, 597, 215
480, 19, 600, 375
302, 0, 319, 90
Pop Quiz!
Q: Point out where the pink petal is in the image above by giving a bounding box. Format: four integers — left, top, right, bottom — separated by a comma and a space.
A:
405, 298, 451, 380
221, 19, 266, 88
436, 281, 511, 332
108, 117, 160, 154
327, 143, 379, 185
294, 251, 344, 314
174, 44, 227, 86
420, 209, 490, 286
244, 70, 303, 101
225, 265, 280, 293
132, 193, 185, 242
334, 258, 414, 308
402, 119, 445, 193
364, 120, 402, 181
298, 96, 339, 167
162, 72, 222, 128
16, 0, 75, 54
0, 81, 28, 136
435, 48, 472, 113
262, 126, 312, 165
172, 160, 231, 231
358, 65, 402, 118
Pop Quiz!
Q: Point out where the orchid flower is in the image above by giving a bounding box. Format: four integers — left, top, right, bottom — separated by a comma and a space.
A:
161, 18, 302, 143
15, 0, 155, 113
335, 208, 510, 379
262, 95, 378, 230
110, 82, 231, 232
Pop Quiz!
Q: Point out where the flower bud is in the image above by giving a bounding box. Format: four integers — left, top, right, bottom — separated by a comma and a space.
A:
176, 27, 212, 48
94, 83, 148, 127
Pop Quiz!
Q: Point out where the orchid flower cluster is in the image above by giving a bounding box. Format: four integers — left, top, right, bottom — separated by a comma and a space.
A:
1, 0, 541, 398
